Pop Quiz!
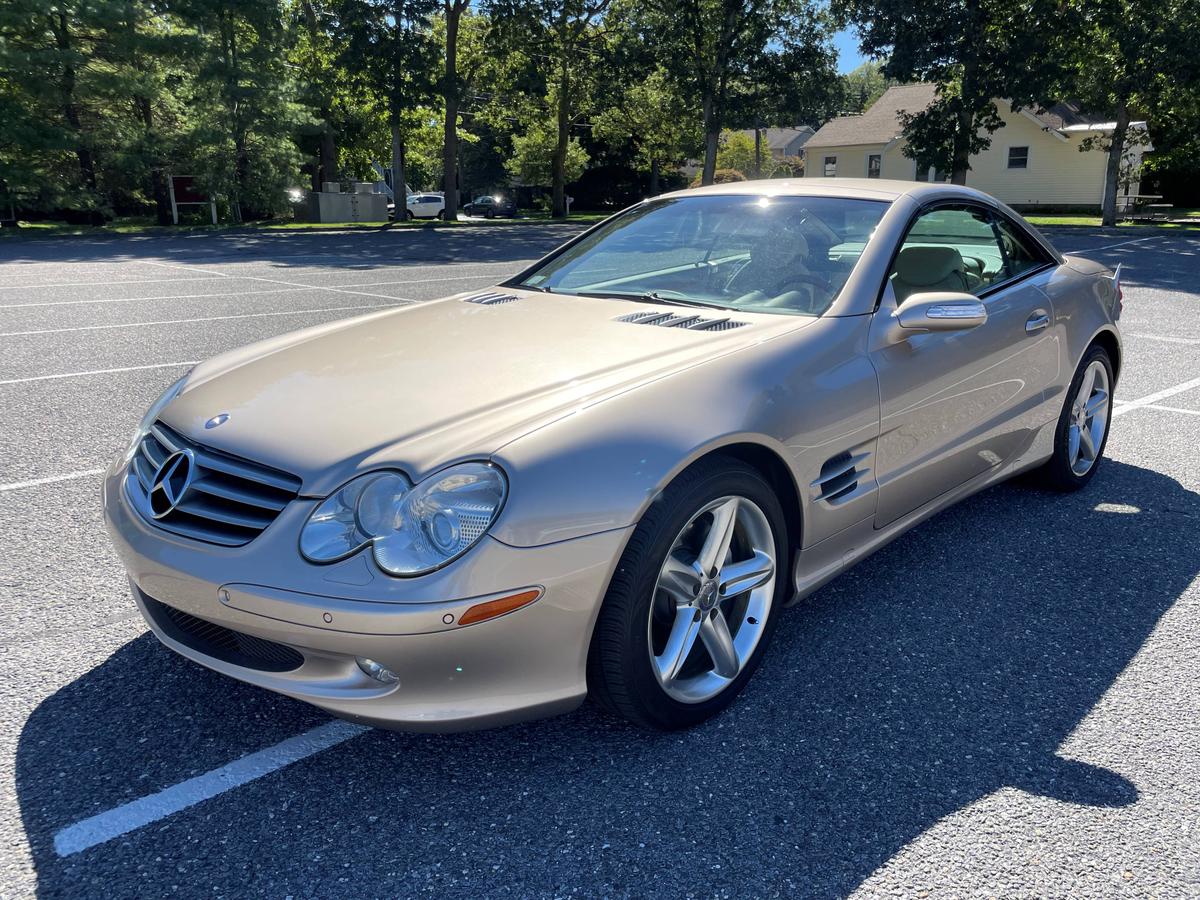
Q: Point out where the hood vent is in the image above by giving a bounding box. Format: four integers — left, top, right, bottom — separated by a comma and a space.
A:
615, 311, 747, 332
463, 291, 520, 305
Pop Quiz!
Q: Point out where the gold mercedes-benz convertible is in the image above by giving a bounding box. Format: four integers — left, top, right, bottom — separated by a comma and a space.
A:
104, 180, 1122, 731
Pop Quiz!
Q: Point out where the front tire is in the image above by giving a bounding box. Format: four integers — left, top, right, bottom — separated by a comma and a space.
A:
1035, 344, 1114, 491
587, 457, 788, 730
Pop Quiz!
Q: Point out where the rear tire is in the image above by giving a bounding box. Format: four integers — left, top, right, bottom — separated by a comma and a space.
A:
404, 210, 414, 221
1034, 344, 1114, 491
587, 456, 788, 730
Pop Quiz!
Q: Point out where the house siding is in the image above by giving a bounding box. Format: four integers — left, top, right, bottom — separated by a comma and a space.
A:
805, 105, 1132, 210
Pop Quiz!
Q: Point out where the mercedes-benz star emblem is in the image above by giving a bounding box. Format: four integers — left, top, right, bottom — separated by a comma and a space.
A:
204, 412, 230, 429
149, 449, 196, 519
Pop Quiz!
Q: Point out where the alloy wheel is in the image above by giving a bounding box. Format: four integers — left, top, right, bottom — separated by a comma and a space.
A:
647, 496, 777, 703
1068, 359, 1111, 476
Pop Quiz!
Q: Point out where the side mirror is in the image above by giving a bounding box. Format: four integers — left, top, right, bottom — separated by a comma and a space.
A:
895, 292, 987, 332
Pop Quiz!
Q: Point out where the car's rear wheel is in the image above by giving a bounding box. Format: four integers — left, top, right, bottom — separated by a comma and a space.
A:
588, 457, 787, 729
436, 209, 445, 220
1035, 345, 1114, 490
404, 210, 414, 221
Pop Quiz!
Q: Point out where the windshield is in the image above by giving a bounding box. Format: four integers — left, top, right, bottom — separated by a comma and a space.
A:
514, 194, 889, 316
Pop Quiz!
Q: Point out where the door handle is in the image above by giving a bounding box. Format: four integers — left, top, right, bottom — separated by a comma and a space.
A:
1025, 310, 1050, 333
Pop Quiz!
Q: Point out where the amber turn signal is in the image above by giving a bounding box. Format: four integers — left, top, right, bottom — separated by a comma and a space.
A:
458, 589, 542, 626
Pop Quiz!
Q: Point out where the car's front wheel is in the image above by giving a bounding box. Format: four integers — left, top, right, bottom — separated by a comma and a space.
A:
1035, 344, 1114, 490
588, 457, 787, 729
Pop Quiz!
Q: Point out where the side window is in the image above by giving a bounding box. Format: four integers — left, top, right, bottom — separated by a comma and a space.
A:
991, 215, 1047, 281
823, 156, 837, 177
867, 154, 881, 178
1007, 147, 1029, 169
888, 205, 1008, 303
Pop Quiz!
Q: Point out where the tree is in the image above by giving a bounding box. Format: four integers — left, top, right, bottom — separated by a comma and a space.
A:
506, 116, 589, 186
1063, 0, 1200, 225
840, 59, 891, 114
335, 0, 439, 201
490, 0, 611, 217
177, 0, 304, 220
592, 68, 698, 194
834, 0, 1063, 185
624, 0, 836, 187
439, 0, 472, 217
715, 129, 778, 178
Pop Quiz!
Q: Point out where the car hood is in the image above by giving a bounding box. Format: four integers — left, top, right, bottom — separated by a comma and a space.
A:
162, 288, 810, 494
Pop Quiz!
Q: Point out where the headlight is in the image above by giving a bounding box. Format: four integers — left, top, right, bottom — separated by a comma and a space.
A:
124, 373, 189, 462
300, 462, 507, 576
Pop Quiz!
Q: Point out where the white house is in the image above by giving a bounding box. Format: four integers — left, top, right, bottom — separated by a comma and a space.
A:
804, 84, 1151, 211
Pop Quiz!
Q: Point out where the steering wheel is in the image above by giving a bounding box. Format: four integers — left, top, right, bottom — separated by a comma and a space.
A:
730, 272, 832, 309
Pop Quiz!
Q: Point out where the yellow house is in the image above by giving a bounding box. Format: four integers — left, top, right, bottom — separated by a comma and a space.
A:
804, 84, 1151, 211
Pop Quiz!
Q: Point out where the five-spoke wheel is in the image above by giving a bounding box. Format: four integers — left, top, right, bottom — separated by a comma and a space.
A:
649, 496, 776, 703
1037, 343, 1115, 490
588, 456, 787, 730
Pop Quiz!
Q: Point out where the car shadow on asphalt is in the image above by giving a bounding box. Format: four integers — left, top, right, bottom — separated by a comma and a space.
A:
16, 459, 1199, 896
0, 225, 586, 272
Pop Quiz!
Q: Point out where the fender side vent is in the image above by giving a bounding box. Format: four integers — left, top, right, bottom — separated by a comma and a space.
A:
464, 291, 520, 305
811, 450, 871, 505
615, 311, 747, 331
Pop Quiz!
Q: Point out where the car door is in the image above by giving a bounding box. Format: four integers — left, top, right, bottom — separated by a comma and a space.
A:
868, 202, 1059, 527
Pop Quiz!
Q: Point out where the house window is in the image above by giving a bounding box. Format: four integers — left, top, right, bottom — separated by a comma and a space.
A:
823, 156, 837, 177
1008, 146, 1029, 169
867, 154, 882, 178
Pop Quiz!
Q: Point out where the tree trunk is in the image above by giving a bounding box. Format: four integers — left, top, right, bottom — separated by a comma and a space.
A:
1101, 102, 1131, 227
442, 2, 463, 220
701, 94, 718, 185
951, 103, 971, 185
754, 127, 762, 178
52, 14, 98, 195
391, 120, 406, 215
649, 158, 660, 196
136, 96, 172, 225
320, 114, 337, 188
552, 50, 569, 218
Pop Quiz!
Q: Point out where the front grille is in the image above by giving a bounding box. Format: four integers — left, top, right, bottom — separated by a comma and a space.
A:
126, 421, 301, 547
141, 592, 304, 673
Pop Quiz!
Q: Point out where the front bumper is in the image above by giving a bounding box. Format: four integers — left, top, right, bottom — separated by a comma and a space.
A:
103, 465, 632, 731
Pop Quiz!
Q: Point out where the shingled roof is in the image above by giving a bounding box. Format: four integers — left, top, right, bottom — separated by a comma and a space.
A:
805, 84, 938, 149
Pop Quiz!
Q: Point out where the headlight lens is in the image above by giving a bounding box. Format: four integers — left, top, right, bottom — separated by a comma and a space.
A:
300, 463, 507, 576
124, 373, 189, 462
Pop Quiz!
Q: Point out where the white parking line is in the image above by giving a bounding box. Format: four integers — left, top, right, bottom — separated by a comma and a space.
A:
1144, 404, 1200, 416
136, 259, 429, 304
0, 272, 500, 310
0, 468, 107, 493
53, 720, 370, 856
1123, 332, 1200, 346
0, 302, 402, 338
1062, 235, 1164, 254
0, 275, 229, 291
1112, 374, 1200, 418
0, 360, 198, 386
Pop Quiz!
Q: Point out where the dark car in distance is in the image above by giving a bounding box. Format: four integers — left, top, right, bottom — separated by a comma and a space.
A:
462, 194, 518, 218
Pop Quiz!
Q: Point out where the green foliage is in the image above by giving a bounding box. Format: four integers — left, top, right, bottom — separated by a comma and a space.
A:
506, 118, 589, 186
716, 130, 780, 178
689, 168, 745, 187
840, 60, 891, 114
835, 0, 1064, 181
592, 68, 699, 187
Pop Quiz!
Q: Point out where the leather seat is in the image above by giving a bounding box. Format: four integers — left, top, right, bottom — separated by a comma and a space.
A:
890, 246, 978, 303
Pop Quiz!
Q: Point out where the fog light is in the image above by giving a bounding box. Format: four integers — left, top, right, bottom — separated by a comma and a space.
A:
356, 657, 399, 685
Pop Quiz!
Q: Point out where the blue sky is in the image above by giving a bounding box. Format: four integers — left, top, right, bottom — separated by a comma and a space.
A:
833, 27, 868, 73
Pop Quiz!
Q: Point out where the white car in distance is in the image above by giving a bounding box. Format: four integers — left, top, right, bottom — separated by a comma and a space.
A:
403, 193, 446, 220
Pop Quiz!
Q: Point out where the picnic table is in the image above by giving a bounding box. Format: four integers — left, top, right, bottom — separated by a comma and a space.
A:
1117, 194, 1173, 221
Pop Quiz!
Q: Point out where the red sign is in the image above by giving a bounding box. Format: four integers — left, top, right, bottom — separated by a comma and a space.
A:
170, 176, 207, 205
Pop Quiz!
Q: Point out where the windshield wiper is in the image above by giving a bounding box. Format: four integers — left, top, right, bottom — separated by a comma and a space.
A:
568, 289, 727, 310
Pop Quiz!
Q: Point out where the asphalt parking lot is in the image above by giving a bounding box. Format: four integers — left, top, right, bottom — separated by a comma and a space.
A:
0, 223, 1198, 898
